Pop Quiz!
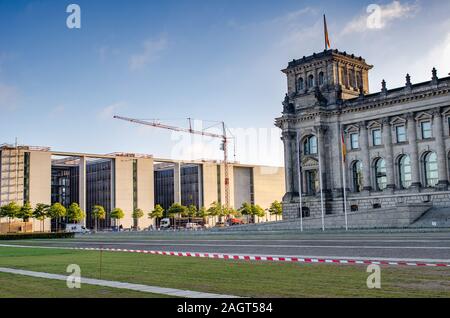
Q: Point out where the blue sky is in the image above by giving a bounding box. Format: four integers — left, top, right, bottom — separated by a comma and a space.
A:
1, 0, 449, 166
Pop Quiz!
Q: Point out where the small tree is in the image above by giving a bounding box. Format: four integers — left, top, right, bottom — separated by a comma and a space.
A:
0, 202, 21, 233
269, 200, 283, 221
132, 208, 144, 230
207, 201, 222, 224
48, 202, 67, 232
19, 201, 33, 222
67, 203, 85, 224
168, 203, 187, 229
149, 205, 164, 228
33, 203, 50, 232
239, 202, 253, 224
196, 206, 209, 226
252, 204, 265, 223
110, 208, 124, 229
92, 205, 106, 232
187, 205, 197, 222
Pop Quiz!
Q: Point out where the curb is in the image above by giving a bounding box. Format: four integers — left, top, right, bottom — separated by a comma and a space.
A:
72, 247, 450, 268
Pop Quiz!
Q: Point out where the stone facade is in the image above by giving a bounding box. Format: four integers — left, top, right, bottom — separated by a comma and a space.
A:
275, 49, 450, 227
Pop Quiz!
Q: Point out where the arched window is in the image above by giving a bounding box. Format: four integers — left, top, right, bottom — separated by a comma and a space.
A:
374, 158, 387, 191
303, 136, 317, 155
424, 152, 438, 187
342, 67, 348, 87
349, 70, 356, 88
357, 71, 363, 88
318, 72, 325, 86
399, 155, 412, 189
352, 161, 363, 192
307, 74, 314, 88
297, 77, 304, 91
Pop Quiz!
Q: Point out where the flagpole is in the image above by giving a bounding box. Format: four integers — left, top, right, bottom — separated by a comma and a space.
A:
317, 130, 325, 232
323, 14, 327, 50
340, 125, 349, 231
296, 130, 303, 232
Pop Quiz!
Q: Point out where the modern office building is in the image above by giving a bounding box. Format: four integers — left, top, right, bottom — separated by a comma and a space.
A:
153, 162, 283, 214
0, 144, 285, 232
276, 49, 450, 228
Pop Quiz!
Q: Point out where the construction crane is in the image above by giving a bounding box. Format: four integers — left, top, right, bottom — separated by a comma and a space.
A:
113, 115, 231, 208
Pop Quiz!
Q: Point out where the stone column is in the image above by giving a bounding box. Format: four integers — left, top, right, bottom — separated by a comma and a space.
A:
407, 113, 421, 189
433, 108, 448, 189
291, 131, 300, 195
383, 118, 395, 190
282, 131, 294, 199
331, 121, 343, 195
360, 121, 372, 191
78, 156, 86, 227
315, 125, 327, 191
174, 162, 181, 203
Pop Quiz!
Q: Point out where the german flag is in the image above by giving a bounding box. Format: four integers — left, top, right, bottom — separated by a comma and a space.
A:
324, 14, 331, 50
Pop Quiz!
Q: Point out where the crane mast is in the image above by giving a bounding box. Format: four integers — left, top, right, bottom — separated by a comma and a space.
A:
113, 115, 231, 208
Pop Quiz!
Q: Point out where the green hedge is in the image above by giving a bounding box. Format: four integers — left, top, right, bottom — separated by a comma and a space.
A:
0, 232, 75, 240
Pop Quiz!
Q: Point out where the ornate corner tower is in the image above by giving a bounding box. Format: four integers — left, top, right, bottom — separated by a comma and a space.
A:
282, 49, 373, 111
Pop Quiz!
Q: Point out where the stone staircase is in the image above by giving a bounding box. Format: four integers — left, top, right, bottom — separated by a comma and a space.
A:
410, 207, 450, 228
213, 204, 435, 232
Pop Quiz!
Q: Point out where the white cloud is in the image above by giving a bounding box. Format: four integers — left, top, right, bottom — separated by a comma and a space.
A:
410, 30, 450, 81
98, 102, 127, 120
49, 105, 66, 117
0, 83, 19, 111
129, 35, 168, 71
342, 1, 419, 35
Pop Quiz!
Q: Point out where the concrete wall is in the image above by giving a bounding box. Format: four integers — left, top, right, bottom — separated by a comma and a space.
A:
253, 166, 285, 209
28, 151, 51, 232
253, 165, 286, 222
202, 162, 219, 208
233, 166, 252, 209
137, 157, 154, 228
114, 157, 134, 228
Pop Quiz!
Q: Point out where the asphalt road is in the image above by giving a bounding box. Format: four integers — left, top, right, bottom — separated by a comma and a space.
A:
5, 231, 450, 262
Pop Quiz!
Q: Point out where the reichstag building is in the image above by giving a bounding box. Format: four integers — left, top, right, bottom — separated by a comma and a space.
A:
276, 49, 450, 222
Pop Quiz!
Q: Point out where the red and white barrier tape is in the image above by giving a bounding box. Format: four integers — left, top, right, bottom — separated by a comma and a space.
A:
71, 247, 450, 268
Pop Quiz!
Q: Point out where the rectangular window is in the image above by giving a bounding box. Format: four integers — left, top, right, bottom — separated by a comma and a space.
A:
372, 129, 382, 146
396, 125, 407, 143
350, 133, 359, 150
421, 121, 432, 139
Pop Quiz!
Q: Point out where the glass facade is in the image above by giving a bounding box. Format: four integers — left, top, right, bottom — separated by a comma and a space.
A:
154, 165, 203, 212
154, 169, 174, 212
86, 159, 112, 229
51, 164, 79, 231
181, 165, 202, 208
23, 152, 30, 203
51, 165, 79, 208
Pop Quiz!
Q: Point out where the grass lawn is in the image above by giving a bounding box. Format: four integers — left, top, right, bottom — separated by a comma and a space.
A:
0, 272, 167, 298
0, 246, 449, 298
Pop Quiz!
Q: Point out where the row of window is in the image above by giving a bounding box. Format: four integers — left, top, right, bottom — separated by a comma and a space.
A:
297, 72, 325, 91
349, 122, 433, 150
351, 152, 438, 192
